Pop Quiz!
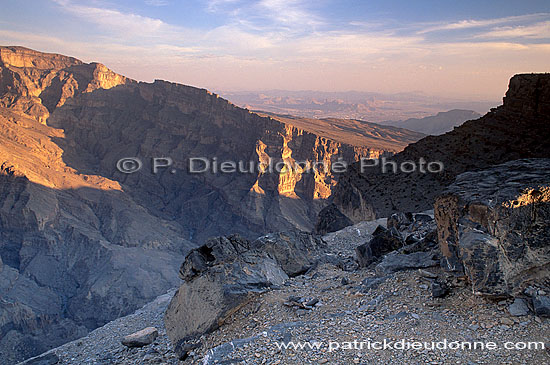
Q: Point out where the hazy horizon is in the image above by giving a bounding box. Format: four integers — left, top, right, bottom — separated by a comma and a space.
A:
1, 1, 549, 100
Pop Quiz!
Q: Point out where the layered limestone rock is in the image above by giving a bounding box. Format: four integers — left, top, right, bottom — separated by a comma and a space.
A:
434, 159, 550, 297
0, 46, 81, 69
0, 46, 130, 123
330, 73, 550, 222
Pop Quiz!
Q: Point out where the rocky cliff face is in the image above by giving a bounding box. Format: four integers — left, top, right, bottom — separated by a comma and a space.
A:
0, 46, 421, 363
331, 73, 550, 222
0, 76, 188, 364
435, 159, 550, 297
46, 71, 414, 243
0, 46, 130, 124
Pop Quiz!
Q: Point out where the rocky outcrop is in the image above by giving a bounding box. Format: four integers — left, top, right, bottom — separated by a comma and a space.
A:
178, 235, 252, 281
165, 232, 325, 359
349, 213, 440, 274
166, 238, 281, 359
330, 73, 550, 222
434, 159, 550, 297
504, 73, 550, 118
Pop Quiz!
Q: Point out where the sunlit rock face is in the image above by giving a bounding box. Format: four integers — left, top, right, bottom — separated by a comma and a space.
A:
434, 159, 550, 297
330, 73, 550, 222
0, 46, 130, 124
0, 46, 419, 363
48, 76, 398, 242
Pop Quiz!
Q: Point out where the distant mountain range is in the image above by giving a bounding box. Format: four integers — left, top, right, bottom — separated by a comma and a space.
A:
220, 90, 495, 123
378, 109, 482, 135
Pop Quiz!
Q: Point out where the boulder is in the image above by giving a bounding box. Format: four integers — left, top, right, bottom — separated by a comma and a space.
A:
179, 235, 251, 281
400, 230, 438, 254
387, 212, 436, 240
165, 247, 288, 357
413, 213, 433, 224
121, 327, 158, 348
434, 159, 550, 297
533, 295, 550, 317
250, 231, 326, 276
508, 298, 530, 317
166, 231, 327, 359
315, 204, 353, 235
355, 226, 404, 268
165, 231, 326, 358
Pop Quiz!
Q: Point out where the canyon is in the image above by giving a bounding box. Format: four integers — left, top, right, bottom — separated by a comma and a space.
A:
0, 46, 424, 363
1, 46, 548, 364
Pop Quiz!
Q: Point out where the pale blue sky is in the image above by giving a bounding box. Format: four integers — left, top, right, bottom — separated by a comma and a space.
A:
1, 0, 549, 98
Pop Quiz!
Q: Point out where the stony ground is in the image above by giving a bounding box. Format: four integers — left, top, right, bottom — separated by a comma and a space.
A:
27, 219, 549, 365
48, 291, 179, 365
194, 267, 549, 365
